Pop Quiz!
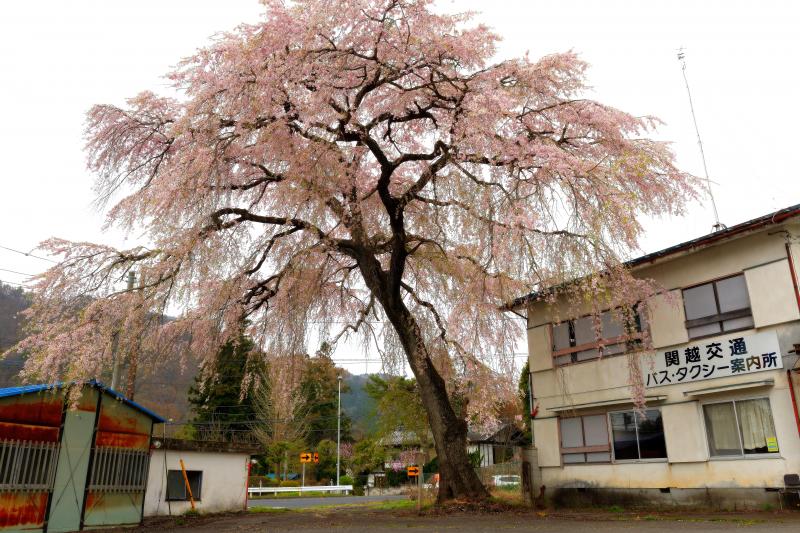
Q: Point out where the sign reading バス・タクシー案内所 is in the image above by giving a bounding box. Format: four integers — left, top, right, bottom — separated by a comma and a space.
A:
643, 330, 782, 388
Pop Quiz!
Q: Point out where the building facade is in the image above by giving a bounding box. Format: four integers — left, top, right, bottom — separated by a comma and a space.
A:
516, 205, 800, 508
0, 381, 164, 533
144, 438, 256, 516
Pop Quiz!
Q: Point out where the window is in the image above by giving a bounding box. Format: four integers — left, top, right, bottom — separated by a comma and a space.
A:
703, 398, 778, 457
609, 409, 667, 461
0, 439, 59, 491
683, 274, 753, 339
553, 307, 645, 366
166, 470, 203, 501
559, 414, 611, 464
89, 447, 150, 492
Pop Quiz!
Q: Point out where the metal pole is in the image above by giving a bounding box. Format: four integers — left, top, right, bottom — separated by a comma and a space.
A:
677, 48, 724, 232
302, 462, 305, 488
336, 375, 342, 487
110, 271, 134, 390
417, 463, 422, 513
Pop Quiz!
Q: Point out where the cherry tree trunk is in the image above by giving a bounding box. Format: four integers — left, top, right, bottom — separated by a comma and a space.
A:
372, 288, 489, 502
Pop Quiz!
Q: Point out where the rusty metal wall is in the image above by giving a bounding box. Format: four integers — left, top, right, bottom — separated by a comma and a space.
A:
0, 392, 64, 533
81, 394, 153, 528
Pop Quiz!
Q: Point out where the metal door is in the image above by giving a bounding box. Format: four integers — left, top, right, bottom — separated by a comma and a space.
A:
46, 390, 98, 533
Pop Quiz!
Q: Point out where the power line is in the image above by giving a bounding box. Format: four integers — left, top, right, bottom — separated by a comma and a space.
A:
0, 278, 30, 287
0, 267, 35, 277
0, 244, 58, 264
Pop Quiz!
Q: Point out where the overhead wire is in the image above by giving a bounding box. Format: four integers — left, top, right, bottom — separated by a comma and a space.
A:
0, 244, 58, 263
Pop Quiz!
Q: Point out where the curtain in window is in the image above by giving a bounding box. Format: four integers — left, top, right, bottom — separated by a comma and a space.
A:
704, 402, 740, 456
736, 398, 777, 454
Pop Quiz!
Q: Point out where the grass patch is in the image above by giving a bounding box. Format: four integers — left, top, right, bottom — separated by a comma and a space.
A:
250, 506, 293, 514
606, 505, 625, 513
250, 492, 353, 499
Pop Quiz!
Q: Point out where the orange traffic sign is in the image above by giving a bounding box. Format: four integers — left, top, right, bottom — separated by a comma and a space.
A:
313, 452, 319, 463
407, 465, 420, 477
300, 452, 312, 463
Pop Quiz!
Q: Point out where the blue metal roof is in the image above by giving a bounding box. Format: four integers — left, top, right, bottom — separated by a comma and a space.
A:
0, 379, 165, 423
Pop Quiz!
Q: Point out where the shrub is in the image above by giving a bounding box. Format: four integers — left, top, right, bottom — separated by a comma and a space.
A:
279, 480, 300, 487
339, 475, 354, 486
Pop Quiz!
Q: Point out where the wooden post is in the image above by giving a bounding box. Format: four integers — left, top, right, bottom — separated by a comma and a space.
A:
179, 459, 195, 510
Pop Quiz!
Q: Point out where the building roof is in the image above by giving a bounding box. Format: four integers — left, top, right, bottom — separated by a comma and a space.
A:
508, 203, 800, 310
0, 379, 166, 423
151, 437, 260, 455
467, 423, 527, 445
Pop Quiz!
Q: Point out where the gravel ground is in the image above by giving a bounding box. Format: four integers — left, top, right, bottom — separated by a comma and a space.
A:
118, 505, 800, 533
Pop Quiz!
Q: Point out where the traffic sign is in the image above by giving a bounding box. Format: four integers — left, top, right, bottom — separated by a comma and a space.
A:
313, 452, 319, 463
300, 452, 312, 463
407, 465, 420, 477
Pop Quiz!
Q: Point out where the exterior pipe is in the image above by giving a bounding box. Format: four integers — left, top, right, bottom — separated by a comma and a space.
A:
787, 243, 800, 314
788, 369, 800, 439
786, 242, 800, 438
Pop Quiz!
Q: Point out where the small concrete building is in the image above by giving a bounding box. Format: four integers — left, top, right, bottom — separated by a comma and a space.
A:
512, 204, 800, 508
0, 380, 164, 532
144, 438, 257, 516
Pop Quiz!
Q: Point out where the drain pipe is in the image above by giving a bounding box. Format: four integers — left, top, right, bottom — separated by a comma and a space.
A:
789, 368, 800, 439
786, 242, 800, 438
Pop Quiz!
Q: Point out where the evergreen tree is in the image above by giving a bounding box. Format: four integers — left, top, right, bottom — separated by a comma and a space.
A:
187, 334, 264, 440
300, 344, 353, 446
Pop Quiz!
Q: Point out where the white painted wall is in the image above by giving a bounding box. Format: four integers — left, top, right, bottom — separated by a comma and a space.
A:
525, 224, 800, 490
144, 449, 250, 516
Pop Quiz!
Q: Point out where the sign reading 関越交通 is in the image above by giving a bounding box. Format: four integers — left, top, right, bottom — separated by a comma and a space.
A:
643, 330, 782, 388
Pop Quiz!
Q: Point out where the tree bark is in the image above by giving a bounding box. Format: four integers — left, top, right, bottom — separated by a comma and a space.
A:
356, 253, 488, 502
384, 297, 488, 502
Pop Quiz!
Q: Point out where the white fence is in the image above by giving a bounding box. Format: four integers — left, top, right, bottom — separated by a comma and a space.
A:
248, 484, 353, 496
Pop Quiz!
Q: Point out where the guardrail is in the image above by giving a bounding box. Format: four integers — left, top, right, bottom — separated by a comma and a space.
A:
248, 485, 353, 496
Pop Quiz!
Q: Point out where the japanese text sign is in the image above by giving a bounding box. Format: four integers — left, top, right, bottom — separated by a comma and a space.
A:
644, 331, 782, 388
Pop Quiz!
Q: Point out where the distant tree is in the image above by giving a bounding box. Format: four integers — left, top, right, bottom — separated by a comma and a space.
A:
187, 333, 263, 440
518, 361, 532, 442
365, 374, 431, 449
0, 283, 30, 386
300, 345, 353, 446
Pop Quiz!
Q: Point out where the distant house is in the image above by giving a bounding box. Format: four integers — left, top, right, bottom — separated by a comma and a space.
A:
467, 424, 527, 467
144, 438, 259, 516
0, 380, 164, 533
377, 430, 433, 471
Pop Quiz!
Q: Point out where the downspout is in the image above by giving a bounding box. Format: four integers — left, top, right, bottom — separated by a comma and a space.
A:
785, 242, 800, 438
788, 370, 800, 439
244, 458, 253, 511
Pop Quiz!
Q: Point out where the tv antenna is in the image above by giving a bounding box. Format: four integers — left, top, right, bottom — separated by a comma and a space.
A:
678, 48, 725, 232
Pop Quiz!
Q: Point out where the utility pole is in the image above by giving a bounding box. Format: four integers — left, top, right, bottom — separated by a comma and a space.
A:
125, 272, 143, 400
336, 375, 342, 486
110, 271, 134, 390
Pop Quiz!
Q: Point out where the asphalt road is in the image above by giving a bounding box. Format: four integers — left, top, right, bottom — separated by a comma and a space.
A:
247, 493, 405, 509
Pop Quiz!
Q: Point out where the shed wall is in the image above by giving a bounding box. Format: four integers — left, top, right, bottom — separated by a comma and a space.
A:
144, 450, 250, 516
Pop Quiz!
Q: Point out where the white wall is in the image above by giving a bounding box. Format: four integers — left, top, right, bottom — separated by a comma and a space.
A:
144, 449, 250, 516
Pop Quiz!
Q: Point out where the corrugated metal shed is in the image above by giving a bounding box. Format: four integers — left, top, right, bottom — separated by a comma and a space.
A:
0, 380, 164, 532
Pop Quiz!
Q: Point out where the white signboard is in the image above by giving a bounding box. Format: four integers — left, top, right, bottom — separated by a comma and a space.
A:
644, 330, 782, 388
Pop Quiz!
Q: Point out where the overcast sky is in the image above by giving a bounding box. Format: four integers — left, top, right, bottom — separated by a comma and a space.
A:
1, 0, 798, 374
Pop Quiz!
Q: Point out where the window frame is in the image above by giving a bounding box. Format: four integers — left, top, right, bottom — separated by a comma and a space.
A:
551, 306, 645, 366
700, 396, 781, 460
557, 413, 612, 465
682, 273, 754, 340
607, 407, 668, 463
166, 469, 203, 501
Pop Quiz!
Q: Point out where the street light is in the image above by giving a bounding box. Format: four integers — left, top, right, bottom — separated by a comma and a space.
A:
336, 375, 342, 487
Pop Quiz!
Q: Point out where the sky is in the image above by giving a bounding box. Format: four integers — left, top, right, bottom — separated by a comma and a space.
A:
1, 0, 798, 374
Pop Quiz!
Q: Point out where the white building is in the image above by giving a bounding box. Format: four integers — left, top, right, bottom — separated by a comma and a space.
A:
144, 438, 257, 516
510, 204, 800, 508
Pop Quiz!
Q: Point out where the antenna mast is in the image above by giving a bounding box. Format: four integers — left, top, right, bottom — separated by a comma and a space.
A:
677, 48, 725, 232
